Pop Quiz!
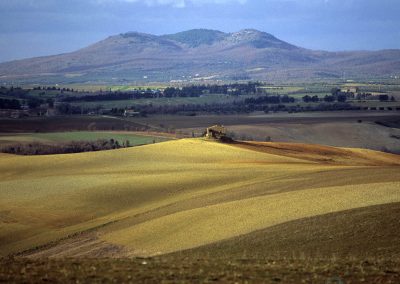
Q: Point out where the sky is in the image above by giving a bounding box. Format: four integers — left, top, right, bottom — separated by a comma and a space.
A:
0, 0, 399, 62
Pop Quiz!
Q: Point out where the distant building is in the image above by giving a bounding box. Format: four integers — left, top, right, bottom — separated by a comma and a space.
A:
0, 109, 29, 118
205, 125, 227, 139
341, 87, 359, 94
124, 109, 140, 117
46, 108, 56, 117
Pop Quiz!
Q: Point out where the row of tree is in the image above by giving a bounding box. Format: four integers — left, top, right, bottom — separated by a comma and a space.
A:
1, 139, 128, 155
60, 82, 262, 102
0, 98, 21, 109
33, 86, 76, 92
302, 95, 347, 103
61, 91, 160, 102
245, 95, 295, 104
164, 82, 261, 97
303, 94, 395, 103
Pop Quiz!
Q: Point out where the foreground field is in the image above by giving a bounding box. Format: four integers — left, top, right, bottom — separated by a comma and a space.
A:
0, 138, 399, 282
1, 257, 399, 283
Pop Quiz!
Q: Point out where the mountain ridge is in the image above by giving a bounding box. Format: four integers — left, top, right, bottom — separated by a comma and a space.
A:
0, 28, 399, 83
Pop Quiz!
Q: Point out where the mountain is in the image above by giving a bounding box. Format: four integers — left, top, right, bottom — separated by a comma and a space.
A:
0, 29, 399, 83
161, 29, 227, 47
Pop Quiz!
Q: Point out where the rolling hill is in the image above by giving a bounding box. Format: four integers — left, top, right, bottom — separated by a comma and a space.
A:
0, 139, 399, 260
0, 29, 399, 83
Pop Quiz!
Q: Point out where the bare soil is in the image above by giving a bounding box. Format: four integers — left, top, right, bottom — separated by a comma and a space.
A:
1, 257, 399, 283
0, 116, 151, 133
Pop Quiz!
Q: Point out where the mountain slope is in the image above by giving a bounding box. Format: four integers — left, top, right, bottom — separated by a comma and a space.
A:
1, 29, 399, 83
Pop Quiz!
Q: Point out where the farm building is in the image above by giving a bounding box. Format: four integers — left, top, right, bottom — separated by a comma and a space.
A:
341, 87, 359, 94
205, 125, 227, 139
124, 109, 140, 117
0, 109, 29, 118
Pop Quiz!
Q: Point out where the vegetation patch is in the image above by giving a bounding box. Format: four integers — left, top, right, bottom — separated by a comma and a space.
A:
1, 139, 127, 155
0, 131, 171, 154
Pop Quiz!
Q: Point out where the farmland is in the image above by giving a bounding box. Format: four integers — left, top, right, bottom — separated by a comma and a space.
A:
1, 111, 399, 153
1, 257, 399, 283
0, 116, 153, 133
132, 111, 400, 153
0, 131, 170, 147
0, 138, 399, 282
1, 6, 400, 282
69, 93, 241, 109
0, 81, 400, 283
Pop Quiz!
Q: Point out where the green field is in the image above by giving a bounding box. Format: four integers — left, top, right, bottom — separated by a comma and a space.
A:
0, 131, 170, 146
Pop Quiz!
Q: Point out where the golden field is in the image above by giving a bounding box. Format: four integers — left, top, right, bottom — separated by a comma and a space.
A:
0, 138, 399, 259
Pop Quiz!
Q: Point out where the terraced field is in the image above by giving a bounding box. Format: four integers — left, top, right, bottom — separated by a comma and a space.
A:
0, 139, 399, 282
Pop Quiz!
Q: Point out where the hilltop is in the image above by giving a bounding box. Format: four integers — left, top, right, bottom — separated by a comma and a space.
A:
0, 29, 399, 83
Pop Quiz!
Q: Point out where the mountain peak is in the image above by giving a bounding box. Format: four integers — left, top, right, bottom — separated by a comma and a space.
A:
119, 31, 157, 39
236, 28, 263, 34
1, 28, 399, 83
227, 29, 296, 49
162, 29, 227, 47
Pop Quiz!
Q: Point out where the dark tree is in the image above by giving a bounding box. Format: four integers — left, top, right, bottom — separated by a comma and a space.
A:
27, 98, 43, 109
324, 95, 335, 102
337, 94, 347, 102
379, 95, 389, 101
331, 87, 340, 96
302, 95, 312, 103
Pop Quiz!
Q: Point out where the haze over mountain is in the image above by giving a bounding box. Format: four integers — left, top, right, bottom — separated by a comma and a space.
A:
0, 29, 399, 84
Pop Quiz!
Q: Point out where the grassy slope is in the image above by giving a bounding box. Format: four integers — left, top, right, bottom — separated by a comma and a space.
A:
0, 139, 399, 258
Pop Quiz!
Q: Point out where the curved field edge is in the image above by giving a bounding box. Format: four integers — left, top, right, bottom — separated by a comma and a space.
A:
0, 139, 399, 257
102, 181, 400, 256
171, 202, 400, 259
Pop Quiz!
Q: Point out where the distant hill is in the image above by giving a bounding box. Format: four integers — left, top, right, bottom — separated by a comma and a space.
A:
0, 28, 399, 83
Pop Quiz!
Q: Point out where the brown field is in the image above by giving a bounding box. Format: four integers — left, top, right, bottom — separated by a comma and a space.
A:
0, 116, 154, 133
133, 111, 400, 129
226, 121, 400, 153
1, 257, 399, 283
132, 112, 400, 153
1, 112, 399, 154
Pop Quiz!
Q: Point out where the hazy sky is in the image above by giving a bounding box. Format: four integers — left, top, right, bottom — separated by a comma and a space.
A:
0, 0, 399, 62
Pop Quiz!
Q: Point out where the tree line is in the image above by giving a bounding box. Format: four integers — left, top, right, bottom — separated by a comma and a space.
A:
1, 139, 128, 155
60, 82, 262, 102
